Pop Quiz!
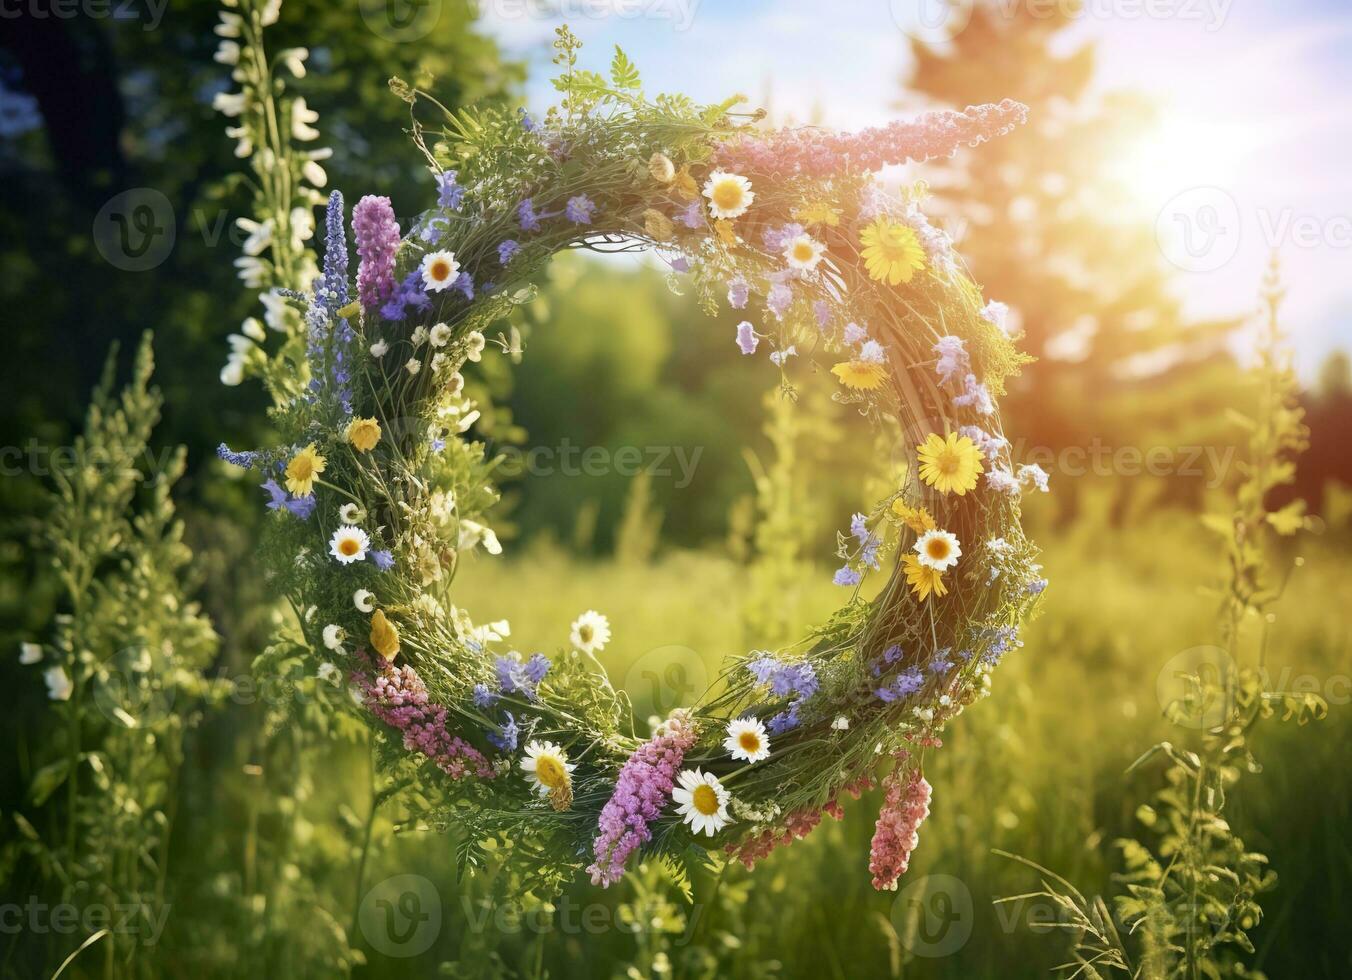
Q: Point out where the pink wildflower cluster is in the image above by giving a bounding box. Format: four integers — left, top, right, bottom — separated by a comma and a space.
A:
351, 194, 400, 310
587, 713, 698, 887
715, 100, 1028, 179
869, 758, 931, 891
355, 658, 495, 780
725, 776, 873, 871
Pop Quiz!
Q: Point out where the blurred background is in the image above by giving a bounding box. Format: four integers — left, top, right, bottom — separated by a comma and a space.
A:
1, 1, 1349, 977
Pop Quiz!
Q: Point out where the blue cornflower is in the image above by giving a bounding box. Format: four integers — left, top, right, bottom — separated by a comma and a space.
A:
370, 550, 394, 571
883, 644, 903, 664
523, 653, 551, 687
487, 711, 519, 752
834, 566, 862, 587
518, 198, 542, 232
453, 271, 474, 300
472, 683, 497, 709
498, 239, 520, 264
518, 108, 536, 132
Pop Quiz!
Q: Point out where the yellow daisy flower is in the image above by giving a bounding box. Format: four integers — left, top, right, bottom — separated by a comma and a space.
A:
831, 360, 888, 391
859, 217, 927, 286
917, 432, 985, 496
891, 500, 937, 533
369, 608, 400, 662
902, 553, 948, 601
345, 417, 381, 453
284, 443, 326, 497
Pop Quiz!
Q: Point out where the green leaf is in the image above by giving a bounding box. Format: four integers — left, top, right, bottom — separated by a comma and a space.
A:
610, 45, 641, 90
30, 758, 72, 807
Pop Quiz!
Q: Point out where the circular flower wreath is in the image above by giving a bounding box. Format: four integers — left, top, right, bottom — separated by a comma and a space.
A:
221, 29, 1046, 892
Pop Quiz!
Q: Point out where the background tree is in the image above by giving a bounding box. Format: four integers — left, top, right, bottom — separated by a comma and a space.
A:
901, 2, 1243, 524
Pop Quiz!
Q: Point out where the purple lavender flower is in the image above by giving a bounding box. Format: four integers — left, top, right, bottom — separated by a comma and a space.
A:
518, 108, 537, 132
669, 256, 690, 274
437, 170, 464, 210
727, 278, 749, 309
959, 424, 1008, 460
352, 195, 400, 310
735, 320, 759, 355
929, 651, 954, 674
518, 198, 543, 232
834, 566, 862, 587
843, 322, 868, 346
498, 239, 520, 264
472, 683, 497, 709
766, 282, 793, 320
565, 194, 596, 224
859, 340, 886, 364
952, 373, 995, 415
587, 719, 697, 887
883, 643, 903, 664
380, 268, 433, 321
814, 300, 831, 331
320, 190, 349, 310
766, 703, 801, 734
357, 659, 495, 780
218, 443, 261, 468
677, 200, 703, 229
933, 335, 968, 384
487, 711, 518, 751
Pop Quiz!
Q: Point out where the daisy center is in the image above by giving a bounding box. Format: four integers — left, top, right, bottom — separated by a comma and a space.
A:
430, 260, 451, 281
578, 625, 593, 643
926, 538, 951, 561
938, 451, 960, 475
712, 182, 743, 210
691, 783, 720, 816
535, 755, 566, 788
292, 459, 313, 479
339, 539, 360, 556
792, 242, 814, 261
738, 731, 762, 753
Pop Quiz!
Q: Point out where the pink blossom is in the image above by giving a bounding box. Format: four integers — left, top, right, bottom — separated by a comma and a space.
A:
869, 758, 931, 891
354, 656, 495, 780
587, 716, 697, 887
724, 776, 872, 871
352, 195, 401, 310
715, 101, 1028, 179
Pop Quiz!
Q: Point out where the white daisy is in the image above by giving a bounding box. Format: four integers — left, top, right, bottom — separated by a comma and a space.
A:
784, 233, 825, 271
329, 525, 370, 565
429, 322, 451, 347
19, 642, 42, 665
317, 662, 341, 685
519, 740, 576, 799
405, 357, 421, 376
338, 502, 363, 524
914, 529, 962, 572
369, 339, 389, 358
672, 768, 733, 836
321, 624, 346, 651
702, 170, 755, 219
353, 589, 376, 613
420, 250, 460, 292
723, 717, 771, 764
569, 610, 611, 654
44, 665, 72, 702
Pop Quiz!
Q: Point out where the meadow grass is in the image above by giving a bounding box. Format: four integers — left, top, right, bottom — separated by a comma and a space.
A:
323, 502, 1348, 978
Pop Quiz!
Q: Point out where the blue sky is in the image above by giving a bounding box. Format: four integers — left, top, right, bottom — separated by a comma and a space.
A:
477, 0, 1352, 376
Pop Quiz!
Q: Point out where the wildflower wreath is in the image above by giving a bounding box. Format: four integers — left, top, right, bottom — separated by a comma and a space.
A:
217, 5, 1048, 892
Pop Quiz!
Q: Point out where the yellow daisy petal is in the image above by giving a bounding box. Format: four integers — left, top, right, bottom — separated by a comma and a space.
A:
832, 360, 888, 391
902, 554, 948, 601
916, 432, 984, 496
859, 217, 926, 286
284, 443, 326, 497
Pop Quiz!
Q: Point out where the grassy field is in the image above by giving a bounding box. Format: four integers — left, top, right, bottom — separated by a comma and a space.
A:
313, 504, 1350, 979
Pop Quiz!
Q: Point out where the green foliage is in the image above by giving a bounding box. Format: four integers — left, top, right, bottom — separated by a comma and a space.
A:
4, 334, 221, 977
1000, 265, 1327, 980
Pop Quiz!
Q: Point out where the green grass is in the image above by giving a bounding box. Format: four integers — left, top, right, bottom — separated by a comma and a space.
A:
318, 510, 1349, 979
